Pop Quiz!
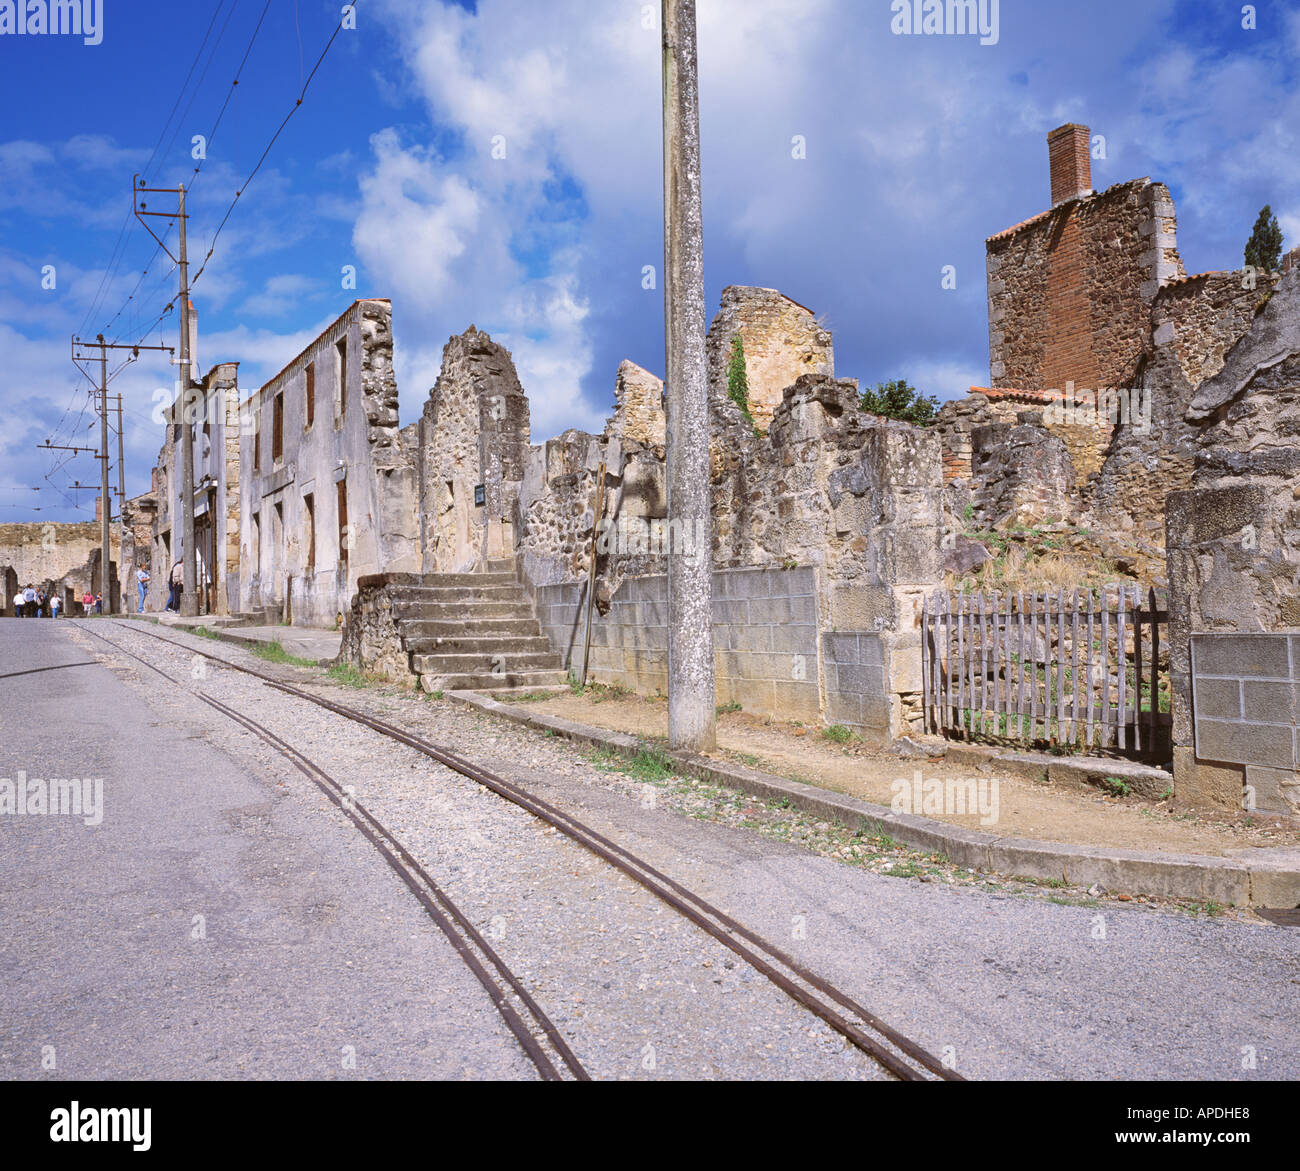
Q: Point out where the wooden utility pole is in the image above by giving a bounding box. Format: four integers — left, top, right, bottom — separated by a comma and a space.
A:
662, 0, 716, 751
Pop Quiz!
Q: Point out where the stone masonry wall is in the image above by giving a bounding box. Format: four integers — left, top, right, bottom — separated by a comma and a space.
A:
705, 286, 833, 433
421, 326, 530, 573
1089, 271, 1275, 547
1166, 266, 1300, 813
0, 522, 123, 616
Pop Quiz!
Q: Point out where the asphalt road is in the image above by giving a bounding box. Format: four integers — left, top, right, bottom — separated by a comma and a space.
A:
2, 616, 1298, 1081
0, 617, 533, 1080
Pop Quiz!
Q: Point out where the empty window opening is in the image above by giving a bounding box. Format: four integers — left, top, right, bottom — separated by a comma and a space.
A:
303, 493, 315, 574
336, 479, 349, 570
272, 392, 284, 462
335, 337, 348, 423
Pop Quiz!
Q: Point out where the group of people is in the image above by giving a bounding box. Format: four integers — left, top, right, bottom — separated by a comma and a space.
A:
130, 561, 185, 613
10, 585, 101, 618
9, 558, 188, 619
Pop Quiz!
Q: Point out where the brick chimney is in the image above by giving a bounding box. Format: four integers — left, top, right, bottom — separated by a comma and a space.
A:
1047, 123, 1092, 206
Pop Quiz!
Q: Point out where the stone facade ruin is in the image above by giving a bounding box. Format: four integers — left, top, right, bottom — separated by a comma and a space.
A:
4, 117, 1284, 817
704, 286, 834, 433
237, 299, 418, 628
1167, 267, 1300, 815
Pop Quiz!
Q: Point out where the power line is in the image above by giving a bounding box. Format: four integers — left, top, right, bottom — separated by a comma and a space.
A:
89, 0, 273, 348
190, 0, 357, 292
140, 1, 229, 186
79, 3, 229, 337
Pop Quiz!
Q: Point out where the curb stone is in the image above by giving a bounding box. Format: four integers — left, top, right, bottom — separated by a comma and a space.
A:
446, 690, 1300, 908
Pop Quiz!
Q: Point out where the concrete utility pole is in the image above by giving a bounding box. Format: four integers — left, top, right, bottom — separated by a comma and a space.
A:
66, 331, 175, 612
98, 334, 112, 613
176, 185, 197, 617
115, 392, 127, 575
133, 177, 197, 616
661, 0, 716, 752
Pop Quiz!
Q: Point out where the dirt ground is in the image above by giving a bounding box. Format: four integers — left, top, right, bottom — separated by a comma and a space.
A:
515, 689, 1300, 858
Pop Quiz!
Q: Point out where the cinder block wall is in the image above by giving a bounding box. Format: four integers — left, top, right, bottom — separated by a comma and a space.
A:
536, 566, 823, 723
1189, 634, 1299, 814
821, 632, 891, 748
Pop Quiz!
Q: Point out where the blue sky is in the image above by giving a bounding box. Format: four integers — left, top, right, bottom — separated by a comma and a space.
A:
1, 0, 1297, 521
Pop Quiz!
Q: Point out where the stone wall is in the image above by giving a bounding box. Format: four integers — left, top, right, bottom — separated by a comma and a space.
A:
1166, 266, 1300, 814
968, 410, 1077, 529
708, 374, 944, 734
705, 286, 833, 433
421, 325, 530, 573
1089, 271, 1274, 547
0, 522, 123, 616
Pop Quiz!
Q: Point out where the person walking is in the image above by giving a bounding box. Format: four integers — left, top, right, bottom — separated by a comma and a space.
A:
82, 591, 93, 617
136, 565, 151, 614
50, 594, 61, 619
94, 593, 103, 615
22, 584, 36, 619
11, 589, 23, 618
166, 559, 183, 613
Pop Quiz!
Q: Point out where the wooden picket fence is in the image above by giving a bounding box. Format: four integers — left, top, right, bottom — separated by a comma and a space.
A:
921, 584, 1172, 760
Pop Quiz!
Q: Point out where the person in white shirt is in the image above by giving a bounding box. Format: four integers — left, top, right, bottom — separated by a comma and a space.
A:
12, 591, 23, 618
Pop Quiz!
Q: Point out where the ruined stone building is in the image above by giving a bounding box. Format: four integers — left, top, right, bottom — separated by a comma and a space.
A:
935, 123, 1286, 577
147, 357, 241, 614
72, 114, 1291, 816
236, 299, 418, 627
325, 287, 943, 742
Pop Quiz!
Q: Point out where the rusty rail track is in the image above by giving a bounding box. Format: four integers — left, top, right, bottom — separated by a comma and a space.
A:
93, 618, 964, 1082
77, 622, 588, 1082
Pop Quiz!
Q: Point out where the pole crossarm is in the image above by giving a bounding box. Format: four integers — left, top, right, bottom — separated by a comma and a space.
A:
131, 175, 189, 264
71, 334, 174, 385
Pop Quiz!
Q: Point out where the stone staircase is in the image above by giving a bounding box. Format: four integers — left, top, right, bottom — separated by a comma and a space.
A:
387, 560, 569, 694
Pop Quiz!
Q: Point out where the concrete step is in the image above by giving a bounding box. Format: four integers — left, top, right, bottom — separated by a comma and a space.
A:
406, 571, 520, 589
410, 650, 563, 675
402, 634, 554, 656
390, 584, 528, 603
397, 617, 543, 639
482, 558, 518, 575
392, 600, 533, 621
447, 683, 568, 698
420, 669, 569, 692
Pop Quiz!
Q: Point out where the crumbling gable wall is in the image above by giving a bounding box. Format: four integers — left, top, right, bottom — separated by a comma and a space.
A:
420, 326, 530, 573
1166, 267, 1300, 813
705, 286, 833, 433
